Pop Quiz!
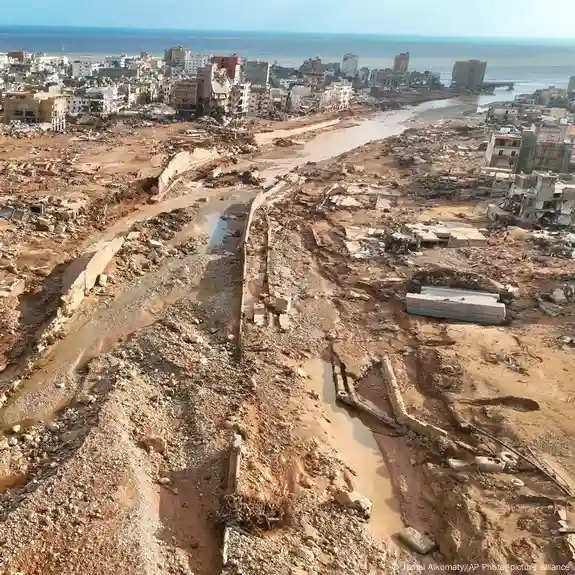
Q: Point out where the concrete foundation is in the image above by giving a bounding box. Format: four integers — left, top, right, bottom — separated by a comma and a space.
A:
406, 291, 506, 325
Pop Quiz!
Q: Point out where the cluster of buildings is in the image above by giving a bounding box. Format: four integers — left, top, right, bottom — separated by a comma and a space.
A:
483, 86, 575, 227
0, 47, 364, 130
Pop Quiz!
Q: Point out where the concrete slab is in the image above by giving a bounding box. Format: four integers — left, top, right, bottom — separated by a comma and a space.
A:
406, 292, 506, 325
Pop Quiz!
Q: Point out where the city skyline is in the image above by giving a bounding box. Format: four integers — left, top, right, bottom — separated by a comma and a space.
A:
1, 0, 575, 40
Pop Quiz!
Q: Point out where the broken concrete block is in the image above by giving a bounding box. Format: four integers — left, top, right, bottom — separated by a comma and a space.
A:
335, 489, 372, 519
551, 288, 567, 304
253, 304, 266, 326
274, 296, 292, 314
35, 216, 53, 232
398, 527, 436, 555
278, 314, 291, 332
97, 274, 108, 287
447, 458, 473, 471
475, 456, 506, 473
126, 231, 141, 241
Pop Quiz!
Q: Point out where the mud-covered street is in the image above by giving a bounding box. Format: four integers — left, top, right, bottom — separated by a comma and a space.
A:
3, 92, 571, 575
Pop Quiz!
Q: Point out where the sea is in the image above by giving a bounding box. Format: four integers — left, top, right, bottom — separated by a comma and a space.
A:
1, 25, 575, 94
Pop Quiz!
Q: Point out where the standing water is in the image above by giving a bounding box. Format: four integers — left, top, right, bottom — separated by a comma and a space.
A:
303, 358, 404, 543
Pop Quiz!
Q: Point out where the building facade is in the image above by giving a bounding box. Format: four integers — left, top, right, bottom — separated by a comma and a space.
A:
451, 60, 487, 92
229, 83, 251, 117
3, 91, 66, 131
171, 78, 200, 117
393, 53, 410, 74
211, 55, 241, 84
243, 61, 270, 87
341, 53, 359, 78
71, 59, 99, 79
67, 87, 122, 116
484, 131, 522, 171
164, 46, 191, 71
185, 53, 212, 76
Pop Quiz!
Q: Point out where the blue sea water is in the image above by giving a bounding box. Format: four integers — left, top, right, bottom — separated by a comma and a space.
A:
1, 25, 574, 90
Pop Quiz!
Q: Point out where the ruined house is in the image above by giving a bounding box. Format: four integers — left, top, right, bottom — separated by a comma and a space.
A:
502, 171, 575, 226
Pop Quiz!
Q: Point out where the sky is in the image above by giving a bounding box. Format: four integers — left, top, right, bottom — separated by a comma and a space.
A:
2, 0, 575, 39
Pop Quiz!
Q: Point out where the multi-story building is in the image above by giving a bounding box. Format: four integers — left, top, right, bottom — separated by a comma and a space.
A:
185, 53, 212, 76
288, 85, 313, 114
164, 46, 191, 71
229, 83, 251, 117
159, 80, 173, 104
484, 130, 523, 170
3, 91, 66, 131
211, 55, 241, 84
504, 172, 575, 226
451, 60, 487, 92
171, 78, 200, 117
67, 86, 123, 116
7, 51, 27, 63
569, 76, 575, 97
393, 52, 410, 74
248, 86, 271, 117
341, 53, 359, 78
299, 58, 327, 86
518, 127, 574, 174
270, 88, 289, 113
243, 60, 270, 87
487, 104, 520, 125
71, 59, 100, 79
369, 69, 403, 90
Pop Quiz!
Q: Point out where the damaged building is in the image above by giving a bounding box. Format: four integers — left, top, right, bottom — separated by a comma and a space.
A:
498, 171, 575, 226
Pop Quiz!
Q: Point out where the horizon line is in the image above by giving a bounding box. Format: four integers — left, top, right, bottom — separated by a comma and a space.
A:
0, 23, 574, 42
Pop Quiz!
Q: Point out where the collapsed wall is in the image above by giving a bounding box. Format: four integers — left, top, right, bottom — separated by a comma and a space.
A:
61, 237, 125, 313
153, 148, 220, 202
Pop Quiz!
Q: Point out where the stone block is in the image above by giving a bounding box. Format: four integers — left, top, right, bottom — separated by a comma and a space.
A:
398, 527, 436, 555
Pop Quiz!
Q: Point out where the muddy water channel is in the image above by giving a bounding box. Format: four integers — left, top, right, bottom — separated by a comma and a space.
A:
260, 93, 503, 185
0, 92, 503, 437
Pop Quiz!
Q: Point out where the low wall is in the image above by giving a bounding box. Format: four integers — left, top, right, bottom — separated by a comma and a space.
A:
153, 148, 220, 202
61, 237, 125, 313
381, 355, 449, 441
236, 180, 289, 358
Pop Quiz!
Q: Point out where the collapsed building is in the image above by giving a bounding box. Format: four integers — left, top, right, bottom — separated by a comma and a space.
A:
495, 171, 575, 226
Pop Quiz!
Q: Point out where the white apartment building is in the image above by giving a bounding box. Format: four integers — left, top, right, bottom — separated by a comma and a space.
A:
341, 53, 358, 78
318, 81, 354, 111
67, 86, 122, 116
71, 60, 100, 79
185, 53, 212, 76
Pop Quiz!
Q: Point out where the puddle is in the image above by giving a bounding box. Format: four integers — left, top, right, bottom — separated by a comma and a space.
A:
203, 212, 228, 248
303, 358, 404, 542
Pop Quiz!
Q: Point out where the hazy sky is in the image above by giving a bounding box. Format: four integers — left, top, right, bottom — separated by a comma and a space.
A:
2, 0, 575, 38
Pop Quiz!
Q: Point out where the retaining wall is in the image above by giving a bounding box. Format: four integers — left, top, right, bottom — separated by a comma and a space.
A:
153, 148, 220, 202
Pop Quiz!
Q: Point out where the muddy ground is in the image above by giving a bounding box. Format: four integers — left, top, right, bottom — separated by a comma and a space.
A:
2, 103, 573, 574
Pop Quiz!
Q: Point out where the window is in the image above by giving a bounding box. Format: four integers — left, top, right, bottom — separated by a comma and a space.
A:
511, 151, 517, 157
498, 150, 504, 156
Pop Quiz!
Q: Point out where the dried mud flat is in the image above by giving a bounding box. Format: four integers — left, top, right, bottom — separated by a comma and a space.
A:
1, 112, 575, 575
